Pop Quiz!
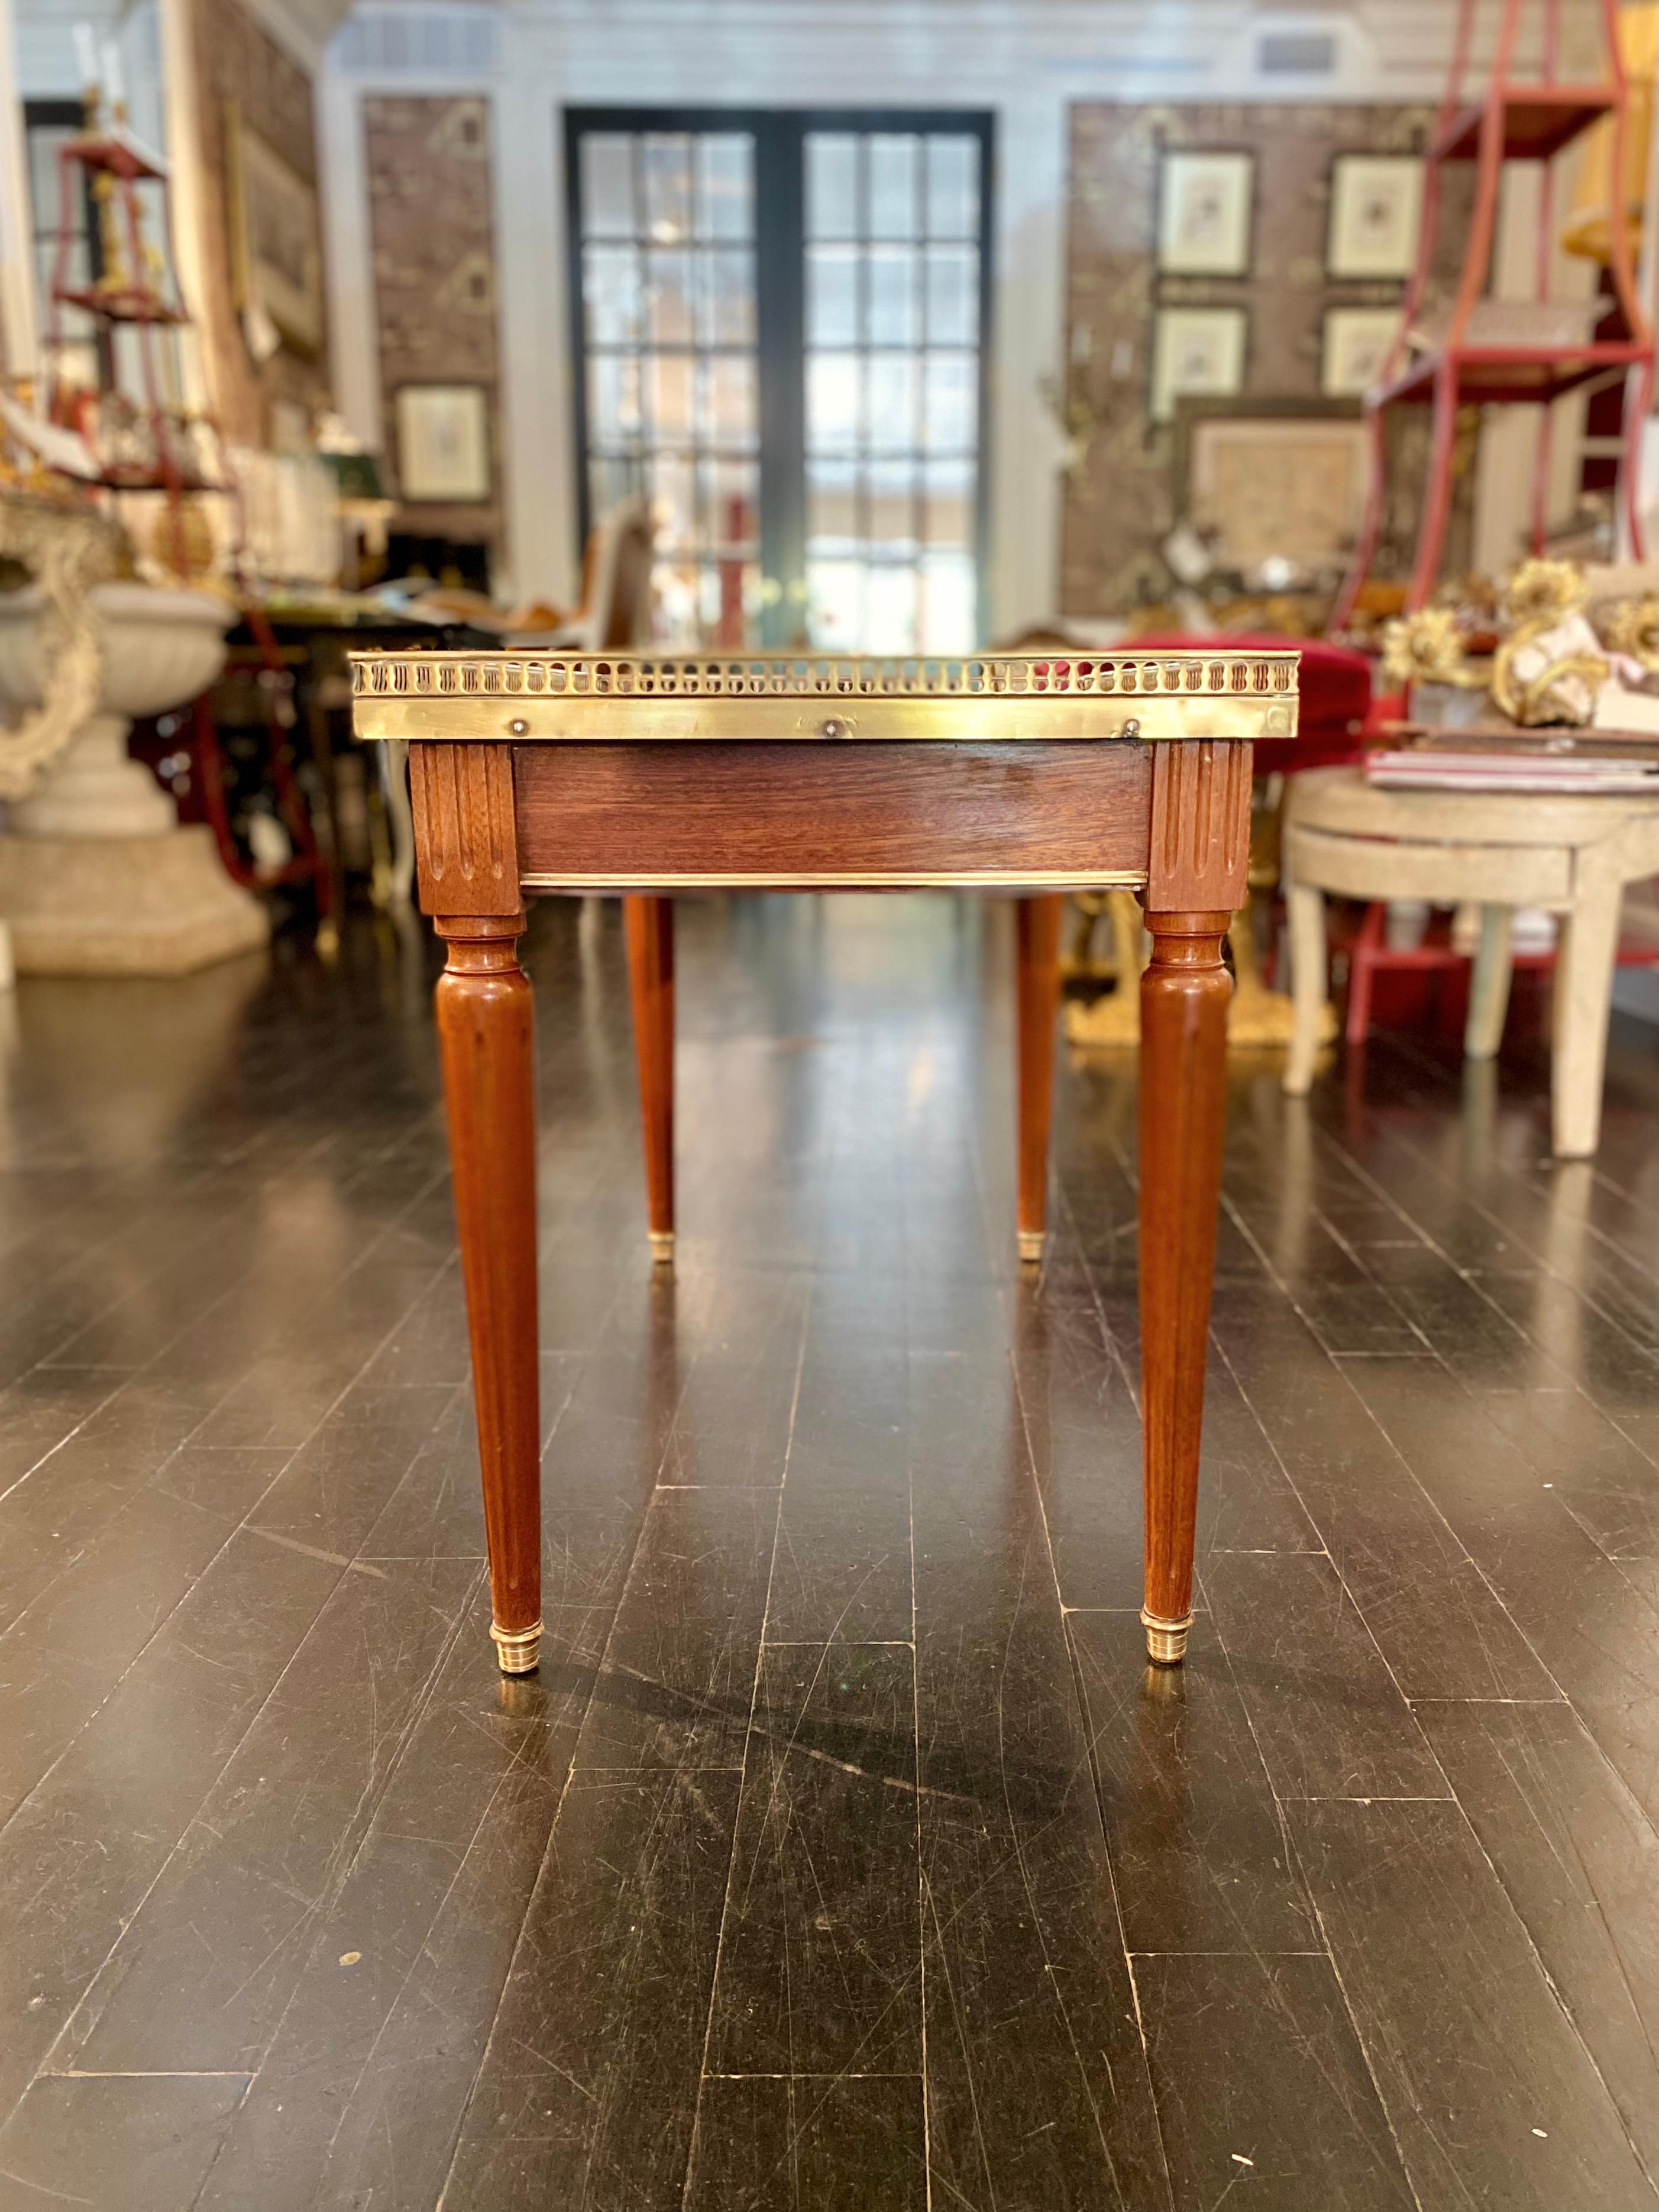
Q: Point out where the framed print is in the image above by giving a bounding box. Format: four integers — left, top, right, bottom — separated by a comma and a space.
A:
394, 383, 493, 502
1321, 306, 1401, 396
1157, 150, 1254, 276
1176, 399, 1368, 573
225, 103, 325, 357
1327, 154, 1424, 280
1150, 306, 1247, 425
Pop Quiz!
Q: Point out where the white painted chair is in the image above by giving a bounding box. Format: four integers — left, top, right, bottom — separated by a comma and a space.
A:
1282, 765, 1658, 1157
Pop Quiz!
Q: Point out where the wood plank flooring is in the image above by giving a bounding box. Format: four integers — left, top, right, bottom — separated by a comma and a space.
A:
0, 894, 1652, 2211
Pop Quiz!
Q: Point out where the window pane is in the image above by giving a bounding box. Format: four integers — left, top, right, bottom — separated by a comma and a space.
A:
648, 450, 697, 546
696, 134, 752, 240
586, 353, 643, 446
866, 459, 917, 554
867, 247, 919, 347
924, 246, 977, 347
703, 458, 759, 546
807, 134, 859, 240
919, 551, 975, 652
641, 134, 693, 242
643, 247, 695, 344
704, 354, 758, 449
807, 245, 858, 348
646, 353, 695, 445
808, 353, 861, 455
583, 245, 641, 346
866, 355, 917, 452
807, 459, 859, 551
868, 137, 919, 240
807, 557, 866, 648
580, 135, 634, 238
921, 353, 974, 452
926, 137, 978, 240
864, 562, 919, 651
699, 248, 755, 346
922, 459, 974, 547
589, 453, 642, 518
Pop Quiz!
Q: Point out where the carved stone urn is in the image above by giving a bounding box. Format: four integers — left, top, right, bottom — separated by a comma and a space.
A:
0, 580, 269, 975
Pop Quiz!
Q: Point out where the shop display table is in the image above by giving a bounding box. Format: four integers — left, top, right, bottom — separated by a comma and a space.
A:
1283, 764, 1659, 1156
351, 649, 1297, 1673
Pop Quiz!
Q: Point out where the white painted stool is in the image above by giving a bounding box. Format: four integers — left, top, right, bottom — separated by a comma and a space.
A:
1282, 765, 1658, 1157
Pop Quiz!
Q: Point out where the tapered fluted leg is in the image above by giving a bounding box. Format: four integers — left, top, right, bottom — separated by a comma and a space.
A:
625, 894, 675, 1263
1138, 908, 1232, 1665
1016, 894, 1063, 1263
435, 913, 541, 1673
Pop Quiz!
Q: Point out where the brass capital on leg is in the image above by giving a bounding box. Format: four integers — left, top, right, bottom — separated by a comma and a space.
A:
1141, 1607, 1193, 1667
490, 1619, 543, 1674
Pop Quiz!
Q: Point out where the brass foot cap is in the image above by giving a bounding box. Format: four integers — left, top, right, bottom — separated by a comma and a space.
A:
1017, 1230, 1046, 1265
648, 1231, 675, 1267
490, 1619, 543, 1674
1141, 1608, 1192, 1666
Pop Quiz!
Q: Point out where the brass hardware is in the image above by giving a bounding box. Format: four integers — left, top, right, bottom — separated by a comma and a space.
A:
518, 869, 1151, 892
490, 1618, 542, 1674
348, 649, 1298, 746
1017, 1230, 1046, 1264
1141, 1608, 1192, 1666
648, 1230, 675, 1266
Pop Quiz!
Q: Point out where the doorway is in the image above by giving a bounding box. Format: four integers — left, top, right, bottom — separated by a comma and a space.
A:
565, 109, 994, 652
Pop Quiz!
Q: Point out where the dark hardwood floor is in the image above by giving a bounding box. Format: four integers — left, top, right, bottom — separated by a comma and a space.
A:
0, 893, 1652, 2211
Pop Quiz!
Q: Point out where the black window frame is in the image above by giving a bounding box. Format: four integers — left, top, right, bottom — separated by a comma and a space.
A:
563, 105, 996, 650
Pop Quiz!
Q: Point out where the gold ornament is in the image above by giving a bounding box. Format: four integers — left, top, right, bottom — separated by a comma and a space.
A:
1379, 606, 1477, 691
1597, 596, 1658, 672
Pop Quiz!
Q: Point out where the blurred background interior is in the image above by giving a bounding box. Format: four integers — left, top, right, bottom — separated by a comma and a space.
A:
0, 0, 1654, 1062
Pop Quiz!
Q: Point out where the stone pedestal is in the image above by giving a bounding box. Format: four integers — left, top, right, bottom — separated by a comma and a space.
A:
0, 582, 270, 978
0, 824, 269, 975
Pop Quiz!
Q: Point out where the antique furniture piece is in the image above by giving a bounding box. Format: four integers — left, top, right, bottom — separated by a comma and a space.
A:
351, 648, 1298, 1674
1283, 762, 1658, 1154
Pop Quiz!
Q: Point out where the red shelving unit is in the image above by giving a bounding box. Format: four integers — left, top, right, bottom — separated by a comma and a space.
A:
1332, 0, 1654, 628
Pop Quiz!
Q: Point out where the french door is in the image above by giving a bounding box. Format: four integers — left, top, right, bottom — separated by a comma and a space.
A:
565, 109, 993, 653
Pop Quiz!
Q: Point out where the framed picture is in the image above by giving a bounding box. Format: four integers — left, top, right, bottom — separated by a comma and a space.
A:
1157, 150, 1254, 276
1327, 154, 1424, 280
1149, 307, 1247, 425
1174, 398, 1368, 574
1321, 306, 1402, 396
225, 103, 325, 357
394, 383, 493, 503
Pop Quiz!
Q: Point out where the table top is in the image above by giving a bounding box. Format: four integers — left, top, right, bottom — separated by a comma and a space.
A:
1289, 763, 1658, 846
348, 648, 1299, 747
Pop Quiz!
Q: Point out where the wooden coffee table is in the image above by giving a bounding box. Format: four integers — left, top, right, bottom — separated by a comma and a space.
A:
350, 649, 1297, 1673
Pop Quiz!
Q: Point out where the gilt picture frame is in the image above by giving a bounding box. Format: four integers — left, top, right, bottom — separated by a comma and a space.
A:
1321, 306, 1402, 396
225, 102, 325, 358
1149, 306, 1248, 425
1156, 150, 1254, 277
394, 382, 493, 504
1327, 154, 1424, 281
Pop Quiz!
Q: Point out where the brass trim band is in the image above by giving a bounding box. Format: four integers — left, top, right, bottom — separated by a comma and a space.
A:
348, 648, 1298, 746
518, 869, 1151, 891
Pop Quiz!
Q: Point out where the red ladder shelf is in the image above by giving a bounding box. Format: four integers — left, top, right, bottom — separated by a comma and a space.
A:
1332, 0, 1654, 628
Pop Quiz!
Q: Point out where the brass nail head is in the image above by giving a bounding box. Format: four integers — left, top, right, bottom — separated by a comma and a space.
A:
1121, 717, 1141, 739
509, 717, 529, 735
